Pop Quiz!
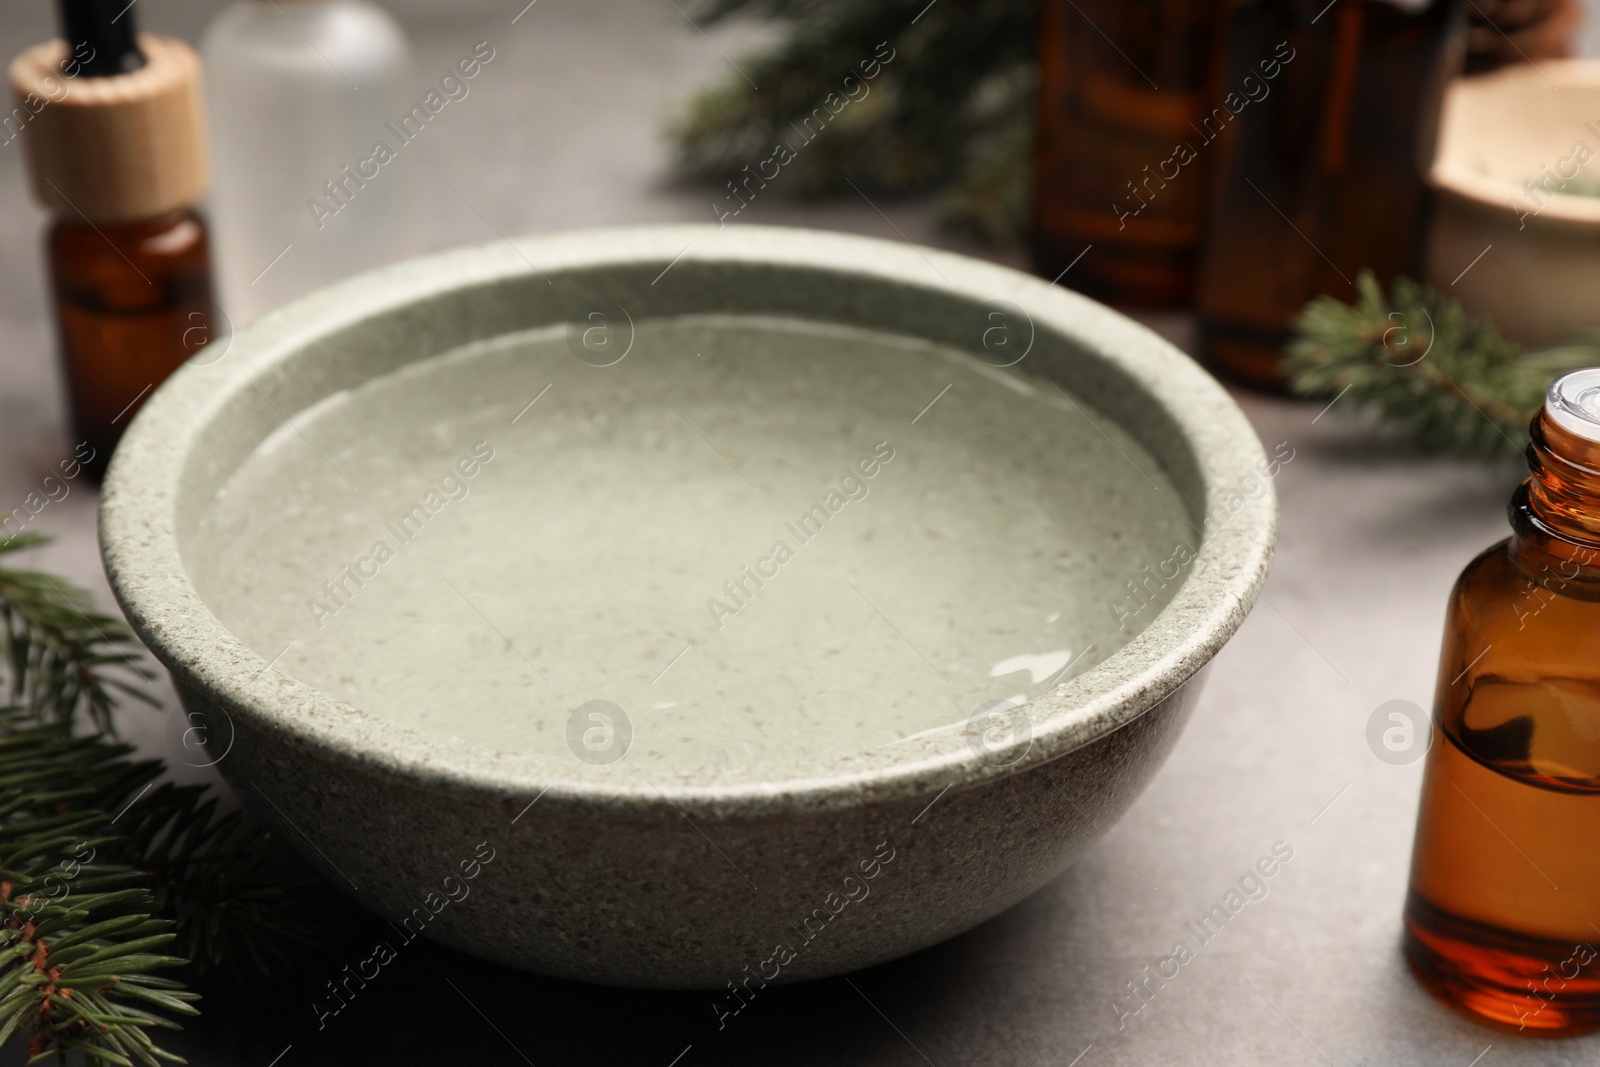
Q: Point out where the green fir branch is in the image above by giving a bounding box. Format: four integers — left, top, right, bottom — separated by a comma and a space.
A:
0, 536, 313, 1063
0, 534, 154, 736
936, 69, 1033, 245
668, 0, 1036, 242
1285, 272, 1600, 461
0, 713, 198, 1064
106, 783, 310, 980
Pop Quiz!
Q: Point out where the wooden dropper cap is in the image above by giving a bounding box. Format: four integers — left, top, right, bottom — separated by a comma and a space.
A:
8, 2, 208, 225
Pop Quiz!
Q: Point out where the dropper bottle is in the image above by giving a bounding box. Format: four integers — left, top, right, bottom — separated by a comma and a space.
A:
9, 0, 217, 480
200, 0, 416, 324
1405, 369, 1600, 1031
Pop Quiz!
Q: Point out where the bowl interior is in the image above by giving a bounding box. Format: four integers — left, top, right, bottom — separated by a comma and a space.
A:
105, 227, 1273, 808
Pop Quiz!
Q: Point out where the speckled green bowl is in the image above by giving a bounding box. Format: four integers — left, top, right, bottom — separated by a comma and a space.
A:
100, 226, 1274, 988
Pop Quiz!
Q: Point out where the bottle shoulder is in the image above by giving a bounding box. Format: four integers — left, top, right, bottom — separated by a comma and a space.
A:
1449, 539, 1516, 612
1445, 534, 1600, 662
50, 209, 209, 262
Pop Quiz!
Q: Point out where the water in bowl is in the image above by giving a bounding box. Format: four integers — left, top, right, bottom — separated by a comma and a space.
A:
189, 315, 1193, 783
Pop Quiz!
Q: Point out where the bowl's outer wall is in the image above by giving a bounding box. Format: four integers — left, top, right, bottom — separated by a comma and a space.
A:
1426, 60, 1600, 347
1427, 195, 1600, 347
182, 668, 1203, 988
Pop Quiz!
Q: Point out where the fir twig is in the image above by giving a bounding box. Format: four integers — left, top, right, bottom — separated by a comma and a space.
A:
0, 711, 198, 1064
668, 0, 1037, 243
1285, 272, 1600, 460
0, 536, 313, 1062
0, 534, 154, 736
107, 783, 310, 980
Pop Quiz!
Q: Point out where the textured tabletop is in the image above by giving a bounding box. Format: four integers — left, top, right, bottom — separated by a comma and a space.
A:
2, 1, 1597, 1064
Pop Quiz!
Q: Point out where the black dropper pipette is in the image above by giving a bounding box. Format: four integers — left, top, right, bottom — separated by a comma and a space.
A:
57, 0, 147, 77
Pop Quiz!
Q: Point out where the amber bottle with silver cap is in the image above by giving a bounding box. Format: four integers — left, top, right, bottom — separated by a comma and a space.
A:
1405, 369, 1600, 1031
9, 0, 217, 479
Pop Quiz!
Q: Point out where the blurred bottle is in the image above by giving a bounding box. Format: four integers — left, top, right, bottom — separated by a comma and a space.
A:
1466, 0, 1581, 73
1194, 0, 1465, 389
9, 0, 217, 479
1032, 0, 1227, 307
201, 0, 417, 324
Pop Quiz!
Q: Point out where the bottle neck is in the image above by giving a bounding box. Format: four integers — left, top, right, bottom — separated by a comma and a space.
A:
1510, 410, 1600, 590
58, 0, 147, 77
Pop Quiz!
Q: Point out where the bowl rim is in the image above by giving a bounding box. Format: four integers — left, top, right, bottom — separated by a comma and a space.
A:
100, 224, 1276, 817
1430, 59, 1600, 228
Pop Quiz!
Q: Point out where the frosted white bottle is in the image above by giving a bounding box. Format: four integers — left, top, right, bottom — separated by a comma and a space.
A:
201, 0, 417, 324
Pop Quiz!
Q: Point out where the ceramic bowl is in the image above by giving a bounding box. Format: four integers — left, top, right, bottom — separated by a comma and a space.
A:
1428, 60, 1600, 346
101, 225, 1274, 988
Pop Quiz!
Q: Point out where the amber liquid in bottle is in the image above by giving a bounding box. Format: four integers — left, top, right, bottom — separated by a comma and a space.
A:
1405, 386, 1600, 1032
1195, 0, 1463, 389
48, 208, 216, 480
1032, 0, 1225, 307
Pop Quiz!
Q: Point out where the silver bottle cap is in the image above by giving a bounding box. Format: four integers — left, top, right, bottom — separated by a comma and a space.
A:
1547, 369, 1600, 443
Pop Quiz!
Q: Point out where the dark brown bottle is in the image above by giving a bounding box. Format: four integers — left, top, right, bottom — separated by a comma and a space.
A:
1466, 0, 1579, 73
1032, 0, 1226, 307
47, 209, 215, 478
10, 0, 215, 479
1405, 370, 1600, 1032
1194, 0, 1464, 389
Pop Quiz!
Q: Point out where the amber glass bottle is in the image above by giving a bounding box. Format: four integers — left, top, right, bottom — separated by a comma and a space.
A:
1195, 0, 1464, 389
10, 1, 215, 479
1032, 0, 1226, 306
48, 209, 214, 479
1405, 370, 1600, 1032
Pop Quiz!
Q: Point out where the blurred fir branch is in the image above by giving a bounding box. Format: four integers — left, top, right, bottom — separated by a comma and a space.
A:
667, 0, 1036, 244
1286, 272, 1600, 460
0, 534, 155, 735
0, 533, 310, 1064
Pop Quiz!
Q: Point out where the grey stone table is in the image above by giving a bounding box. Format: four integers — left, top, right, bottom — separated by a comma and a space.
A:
1, 1, 1595, 1063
